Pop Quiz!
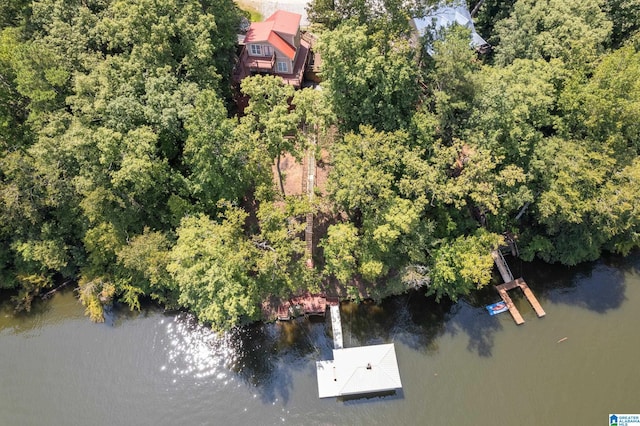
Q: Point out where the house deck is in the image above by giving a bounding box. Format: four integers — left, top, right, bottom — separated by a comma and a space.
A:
234, 39, 310, 88
242, 51, 276, 72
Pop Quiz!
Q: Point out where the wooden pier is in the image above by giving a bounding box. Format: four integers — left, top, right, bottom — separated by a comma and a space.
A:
492, 248, 545, 325
495, 278, 546, 325
495, 283, 524, 325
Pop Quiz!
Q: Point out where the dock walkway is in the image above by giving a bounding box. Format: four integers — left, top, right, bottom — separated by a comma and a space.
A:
491, 250, 514, 283
329, 304, 343, 349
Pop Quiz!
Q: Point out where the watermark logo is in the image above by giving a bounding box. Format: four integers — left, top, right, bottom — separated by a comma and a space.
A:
610, 414, 640, 426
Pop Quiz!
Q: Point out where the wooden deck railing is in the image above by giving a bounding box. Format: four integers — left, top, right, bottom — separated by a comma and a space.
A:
242, 50, 276, 72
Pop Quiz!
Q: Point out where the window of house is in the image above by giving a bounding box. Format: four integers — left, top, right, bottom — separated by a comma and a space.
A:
263, 46, 272, 56
249, 44, 262, 55
276, 61, 288, 73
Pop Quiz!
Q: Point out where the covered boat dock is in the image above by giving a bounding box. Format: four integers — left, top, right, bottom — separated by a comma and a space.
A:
316, 343, 403, 398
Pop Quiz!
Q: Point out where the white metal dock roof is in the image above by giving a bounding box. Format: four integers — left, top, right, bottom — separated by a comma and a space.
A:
316, 343, 402, 398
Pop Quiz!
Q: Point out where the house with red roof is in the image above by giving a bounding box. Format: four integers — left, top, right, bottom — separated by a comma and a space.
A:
234, 10, 311, 88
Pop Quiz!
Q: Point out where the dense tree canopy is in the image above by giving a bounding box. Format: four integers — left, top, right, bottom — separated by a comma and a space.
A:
316, 21, 420, 132
168, 210, 260, 329
493, 0, 611, 71
1, 0, 640, 329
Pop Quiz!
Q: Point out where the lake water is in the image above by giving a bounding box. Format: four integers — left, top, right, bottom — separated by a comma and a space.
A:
1, 253, 639, 425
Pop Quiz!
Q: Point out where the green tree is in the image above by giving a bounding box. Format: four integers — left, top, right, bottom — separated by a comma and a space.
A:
184, 89, 250, 211
559, 44, 640, 161
468, 59, 558, 165
321, 222, 360, 284
292, 87, 335, 150
116, 228, 177, 310
329, 126, 408, 219
238, 75, 299, 196
427, 25, 482, 142
524, 137, 615, 264
0, 0, 264, 321
168, 210, 260, 330
596, 157, 640, 255
10, 37, 70, 121
0, 0, 30, 28
602, 0, 640, 48
493, 0, 611, 71
317, 21, 420, 132
306, 0, 416, 33
0, 113, 82, 305
327, 126, 434, 283
473, 0, 516, 47
253, 199, 311, 297
93, 0, 241, 92
427, 229, 503, 301
0, 28, 30, 151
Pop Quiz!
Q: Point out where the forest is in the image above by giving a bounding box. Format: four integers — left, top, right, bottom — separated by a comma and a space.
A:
1, 0, 639, 330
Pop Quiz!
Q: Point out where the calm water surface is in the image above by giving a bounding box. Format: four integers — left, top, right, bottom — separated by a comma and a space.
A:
1, 253, 639, 426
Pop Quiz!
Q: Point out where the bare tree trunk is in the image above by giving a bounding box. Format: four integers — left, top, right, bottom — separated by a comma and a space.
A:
276, 154, 286, 195
515, 201, 530, 221
471, 0, 485, 17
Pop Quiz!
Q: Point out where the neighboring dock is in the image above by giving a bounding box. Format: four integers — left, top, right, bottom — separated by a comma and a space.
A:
492, 250, 546, 325
495, 278, 546, 324
516, 278, 546, 317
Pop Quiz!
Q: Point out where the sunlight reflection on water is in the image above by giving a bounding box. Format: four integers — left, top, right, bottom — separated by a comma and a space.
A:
160, 313, 238, 385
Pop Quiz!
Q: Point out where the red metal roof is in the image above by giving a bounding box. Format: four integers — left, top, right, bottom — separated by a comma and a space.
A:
244, 21, 274, 44
265, 10, 301, 36
268, 32, 295, 60
244, 11, 300, 60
